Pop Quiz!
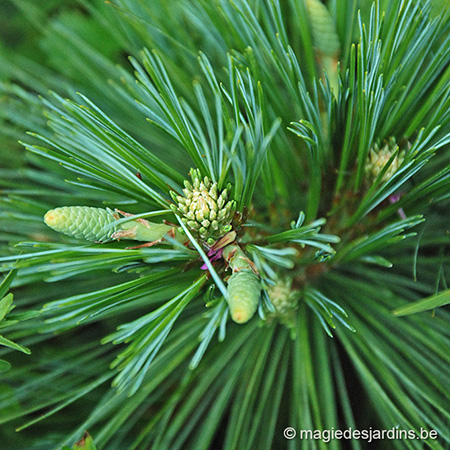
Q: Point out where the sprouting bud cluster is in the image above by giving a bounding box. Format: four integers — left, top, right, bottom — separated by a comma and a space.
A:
268, 278, 299, 317
171, 169, 236, 244
365, 138, 406, 184
267, 278, 299, 332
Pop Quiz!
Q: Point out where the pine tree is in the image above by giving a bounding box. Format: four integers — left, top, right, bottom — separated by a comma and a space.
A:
1, 0, 450, 449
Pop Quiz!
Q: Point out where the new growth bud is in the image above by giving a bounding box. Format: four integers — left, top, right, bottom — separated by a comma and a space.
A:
172, 169, 236, 243
267, 277, 299, 331
268, 278, 299, 317
365, 138, 406, 184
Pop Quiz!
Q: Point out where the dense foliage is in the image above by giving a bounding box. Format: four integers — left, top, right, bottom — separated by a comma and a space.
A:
0, 0, 449, 449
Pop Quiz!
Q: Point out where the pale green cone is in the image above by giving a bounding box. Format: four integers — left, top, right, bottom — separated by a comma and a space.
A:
226, 270, 261, 324
306, 0, 340, 57
223, 244, 261, 324
44, 206, 119, 242
306, 0, 340, 93
44, 206, 183, 244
